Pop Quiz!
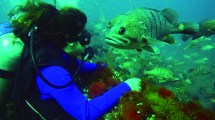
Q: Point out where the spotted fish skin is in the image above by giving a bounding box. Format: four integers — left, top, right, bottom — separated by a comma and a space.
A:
144, 67, 179, 83
144, 67, 174, 79
128, 8, 171, 39
105, 7, 199, 52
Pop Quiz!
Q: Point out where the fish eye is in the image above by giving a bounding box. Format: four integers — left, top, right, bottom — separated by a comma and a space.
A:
118, 27, 126, 35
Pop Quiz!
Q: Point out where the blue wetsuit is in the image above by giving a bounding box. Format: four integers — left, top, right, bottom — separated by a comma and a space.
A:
36, 53, 131, 120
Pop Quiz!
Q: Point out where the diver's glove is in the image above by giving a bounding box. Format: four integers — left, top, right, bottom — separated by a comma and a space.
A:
124, 78, 141, 91
81, 46, 94, 61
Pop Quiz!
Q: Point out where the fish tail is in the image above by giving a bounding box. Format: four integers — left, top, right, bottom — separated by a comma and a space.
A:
172, 22, 199, 34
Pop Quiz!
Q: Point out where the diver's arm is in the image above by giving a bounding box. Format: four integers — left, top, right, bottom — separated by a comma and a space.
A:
87, 82, 130, 117
77, 59, 106, 73
36, 66, 130, 120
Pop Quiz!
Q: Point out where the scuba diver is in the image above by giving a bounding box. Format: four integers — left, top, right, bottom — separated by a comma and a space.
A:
0, 0, 141, 120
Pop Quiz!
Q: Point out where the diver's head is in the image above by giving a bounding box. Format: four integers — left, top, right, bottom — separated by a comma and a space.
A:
63, 29, 91, 56
10, 1, 88, 49
38, 5, 88, 49
49, 6, 88, 48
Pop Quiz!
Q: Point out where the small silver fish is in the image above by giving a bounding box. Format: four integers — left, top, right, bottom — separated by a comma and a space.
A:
105, 7, 199, 53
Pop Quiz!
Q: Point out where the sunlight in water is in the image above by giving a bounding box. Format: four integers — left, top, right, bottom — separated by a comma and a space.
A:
57, 0, 80, 8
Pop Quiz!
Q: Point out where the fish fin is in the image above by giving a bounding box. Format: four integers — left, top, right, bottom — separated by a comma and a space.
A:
160, 35, 175, 44
142, 46, 160, 54
172, 22, 199, 34
142, 7, 160, 12
142, 46, 154, 53
136, 48, 142, 52
143, 37, 168, 45
161, 8, 179, 23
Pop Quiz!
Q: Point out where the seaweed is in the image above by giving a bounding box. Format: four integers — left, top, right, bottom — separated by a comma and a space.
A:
104, 78, 215, 120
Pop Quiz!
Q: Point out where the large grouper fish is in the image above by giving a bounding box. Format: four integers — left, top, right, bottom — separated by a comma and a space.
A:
105, 7, 199, 53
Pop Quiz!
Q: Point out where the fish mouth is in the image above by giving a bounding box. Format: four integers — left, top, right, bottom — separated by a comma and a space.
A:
105, 36, 129, 47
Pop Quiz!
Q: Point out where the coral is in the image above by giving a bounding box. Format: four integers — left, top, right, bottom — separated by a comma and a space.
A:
121, 91, 148, 120
180, 101, 215, 120
158, 87, 174, 98
104, 78, 215, 120
88, 82, 106, 98
79, 65, 116, 88
87, 76, 120, 99
122, 101, 141, 120
84, 66, 120, 99
105, 77, 119, 89
94, 66, 114, 79
146, 92, 190, 120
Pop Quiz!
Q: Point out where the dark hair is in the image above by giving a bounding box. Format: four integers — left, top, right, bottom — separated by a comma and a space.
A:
9, 0, 87, 48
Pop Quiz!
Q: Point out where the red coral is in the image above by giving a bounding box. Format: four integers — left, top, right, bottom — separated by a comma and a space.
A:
196, 109, 215, 120
80, 66, 115, 88
180, 101, 200, 114
88, 82, 106, 99
158, 87, 174, 98
105, 77, 119, 89
94, 66, 114, 79
187, 101, 200, 110
123, 102, 141, 120
196, 111, 208, 120
180, 101, 215, 120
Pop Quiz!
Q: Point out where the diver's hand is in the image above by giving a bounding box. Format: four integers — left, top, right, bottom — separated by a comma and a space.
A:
0, 33, 24, 71
124, 78, 141, 91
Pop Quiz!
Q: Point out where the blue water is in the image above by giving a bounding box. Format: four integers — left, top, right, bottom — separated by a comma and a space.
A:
80, 0, 215, 22
1, 0, 214, 23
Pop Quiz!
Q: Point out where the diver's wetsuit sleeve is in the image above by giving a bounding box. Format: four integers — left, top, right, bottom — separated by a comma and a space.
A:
36, 66, 131, 120
77, 60, 97, 72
